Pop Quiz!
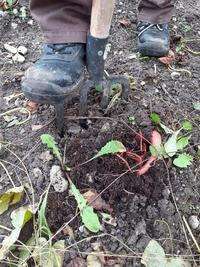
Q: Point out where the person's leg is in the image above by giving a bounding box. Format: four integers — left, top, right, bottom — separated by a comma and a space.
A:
137, 0, 175, 56
22, 0, 92, 104
30, 0, 92, 43
138, 0, 174, 24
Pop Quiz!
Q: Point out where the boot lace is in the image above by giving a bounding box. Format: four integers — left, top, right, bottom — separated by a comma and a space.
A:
138, 24, 164, 37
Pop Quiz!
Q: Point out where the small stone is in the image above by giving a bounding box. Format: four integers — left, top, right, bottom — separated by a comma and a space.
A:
4, 43, 18, 54
100, 122, 110, 132
162, 188, 171, 199
33, 167, 42, 178
11, 23, 18, 29
12, 52, 25, 63
50, 165, 68, 192
39, 150, 54, 162
171, 71, 181, 80
188, 215, 199, 230
18, 46, 28, 55
135, 219, 146, 236
27, 19, 33, 25
68, 125, 81, 134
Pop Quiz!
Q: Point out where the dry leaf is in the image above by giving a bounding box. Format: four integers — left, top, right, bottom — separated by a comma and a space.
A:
66, 257, 86, 267
83, 190, 113, 213
119, 18, 131, 27
62, 225, 74, 240
26, 101, 39, 112
158, 55, 175, 66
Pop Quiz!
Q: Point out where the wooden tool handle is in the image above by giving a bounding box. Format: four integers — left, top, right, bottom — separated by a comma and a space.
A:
90, 0, 115, 39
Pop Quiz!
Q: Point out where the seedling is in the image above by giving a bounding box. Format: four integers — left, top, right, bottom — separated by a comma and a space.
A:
150, 113, 194, 168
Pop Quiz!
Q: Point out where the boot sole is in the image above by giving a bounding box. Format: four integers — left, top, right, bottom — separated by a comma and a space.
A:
137, 41, 169, 57
22, 72, 85, 105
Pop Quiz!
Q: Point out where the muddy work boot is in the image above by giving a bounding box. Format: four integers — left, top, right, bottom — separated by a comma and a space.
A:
22, 43, 85, 104
137, 22, 169, 57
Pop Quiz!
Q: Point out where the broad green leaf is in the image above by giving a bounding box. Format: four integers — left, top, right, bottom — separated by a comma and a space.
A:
0, 228, 21, 260
141, 240, 166, 267
11, 207, 32, 229
0, 206, 32, 261
70, 183, 100, 233
38, 188, 52, 238
52, 240, 65, 267
150, 113, 161, 124
92, 140, 126, 160
33, 237, 65, 267
193, 103, 200, 111
173, 153, 193, 168
40, 134, 61, 161
166, 257, 191, 267
182, 121, 193, 131
18, 236, 36, 266
160, 123, 174, 134
177, 135, 191, 150
164, 130, 181, 157
0, 186, 24, 215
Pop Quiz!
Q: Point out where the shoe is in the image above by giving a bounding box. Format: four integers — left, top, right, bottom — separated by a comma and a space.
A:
137, 22, 169, 57
22, 43, 85, 104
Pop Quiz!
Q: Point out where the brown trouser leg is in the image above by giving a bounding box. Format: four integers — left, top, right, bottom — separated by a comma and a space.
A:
30, 0, 174, 44
30, 0, 92, 43
138, 0, 175, 24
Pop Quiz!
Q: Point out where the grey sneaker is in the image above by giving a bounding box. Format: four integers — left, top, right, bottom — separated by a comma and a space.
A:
137, 22, 170, 57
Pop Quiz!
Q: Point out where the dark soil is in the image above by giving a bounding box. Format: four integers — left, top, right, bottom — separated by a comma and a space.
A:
0, 0, 200, 266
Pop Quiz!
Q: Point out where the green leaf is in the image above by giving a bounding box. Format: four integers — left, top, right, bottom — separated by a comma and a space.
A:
0, 228, 21, 260
7, 0, 13, 8
18, 236, 36, 265
177, 135, 191, 150
141, 240, 166, 267
173, 153, 193, 168
38, 188, 52, 238
11, 207, 32, 229
101, 212, 112, 221
33, 237, 65, 267
70, 183, 100, 233
40, 134, 61, 161
92, 140, 126, 160
160, 123, 174, 134
150, 113, 161, 124
166, 257, 191, 267
164, 129, 181, 157
193, 102, 200, 111
182, 121, 193, 131
0, 186, 24, 215
0, 207, 33, 261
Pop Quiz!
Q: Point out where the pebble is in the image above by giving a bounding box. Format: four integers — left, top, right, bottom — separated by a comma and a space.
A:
39, 150, 54, 162
68, 125, 81, 134
11, 23, 18, 29
4, 43, 18, 54
162, 188, 171, 199
171, 71, 181, 80
100, 122, 110, 132
33, 167, 42, 178
12, 52, 25, 63
188, 215, 199, 230
18, 46, 28, 55
135, 219, 146, 236
50, 165, 68, 192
